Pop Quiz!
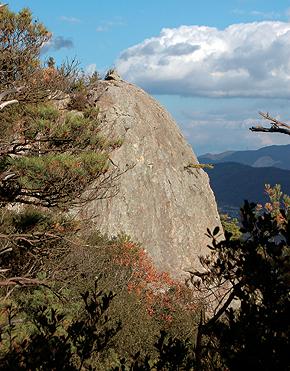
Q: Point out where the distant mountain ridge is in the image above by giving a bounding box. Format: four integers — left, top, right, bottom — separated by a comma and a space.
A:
203, 162, 290, 216
199, 144, 290, 216
199, 144, 290, 170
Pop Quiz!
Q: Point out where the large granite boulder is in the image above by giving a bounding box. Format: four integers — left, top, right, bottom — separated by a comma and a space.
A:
83, 77, 221, 279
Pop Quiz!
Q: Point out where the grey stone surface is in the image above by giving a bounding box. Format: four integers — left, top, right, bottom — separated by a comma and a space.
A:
84, 79, 221, 279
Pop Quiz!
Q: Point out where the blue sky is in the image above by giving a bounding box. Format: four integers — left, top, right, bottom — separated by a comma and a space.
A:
7, 0, 290, 154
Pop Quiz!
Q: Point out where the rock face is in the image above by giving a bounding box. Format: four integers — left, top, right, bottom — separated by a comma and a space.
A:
84, 79, 221, 279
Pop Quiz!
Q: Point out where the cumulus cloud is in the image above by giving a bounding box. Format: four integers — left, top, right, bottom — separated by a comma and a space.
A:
117, 21, 290, 98
41, 36, 74, 54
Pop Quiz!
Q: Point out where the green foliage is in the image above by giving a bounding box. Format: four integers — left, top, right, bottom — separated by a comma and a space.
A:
0, 7, 49, 87
3, 103, 104, 151
48, 232, 201, 364
192, 200, 290, 370
0, 206, 77, 278
184, 163, 214, 172
11, 152, 108, 197
0, 14, 122, 363
220, 213, 241, 240
0, 102, 118, 208
35, 103, 60, 121
113, 331, 196, 370
12, 207, 47, 233
261, 183, 290, 221
0, 285, 120, 370
152, 331, 195, 370
0, 7, 116, 210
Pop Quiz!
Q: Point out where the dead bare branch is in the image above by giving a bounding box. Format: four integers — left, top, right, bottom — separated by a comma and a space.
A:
0, 87, 24, 109
0, 276, 46, 287
250, 111, 290, 136
0, 99, 18, 110
0, 86, 23, 101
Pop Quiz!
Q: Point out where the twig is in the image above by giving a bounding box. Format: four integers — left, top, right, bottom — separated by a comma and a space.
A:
202, 283, 241, 331
259, 111, 290, 129
0, 99, 19, 110
250, 111, 290, 136
0, 277, 47, 287
0, 86, 23, 101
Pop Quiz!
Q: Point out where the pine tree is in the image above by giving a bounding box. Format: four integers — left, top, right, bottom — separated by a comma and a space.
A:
0, 5, 119, 287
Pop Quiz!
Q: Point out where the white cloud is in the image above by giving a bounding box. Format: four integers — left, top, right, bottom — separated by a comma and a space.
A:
96, 18, 126, 32
41, 36, 74, 54
96, 26, 107, 32
249, 10, 281, 19
60, 16, 81, 23
117, 21, 290, 98
232, 9, 281, 19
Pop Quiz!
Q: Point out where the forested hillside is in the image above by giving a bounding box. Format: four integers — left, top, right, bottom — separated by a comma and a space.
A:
204, 162, 290, 214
